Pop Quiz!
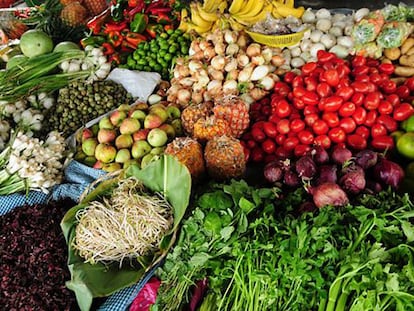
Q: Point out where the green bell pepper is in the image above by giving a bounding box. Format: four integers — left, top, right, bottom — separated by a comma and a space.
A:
130, 13, 148, 34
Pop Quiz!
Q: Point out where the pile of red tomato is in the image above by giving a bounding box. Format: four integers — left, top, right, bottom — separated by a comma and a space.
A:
242, 50, 414, 163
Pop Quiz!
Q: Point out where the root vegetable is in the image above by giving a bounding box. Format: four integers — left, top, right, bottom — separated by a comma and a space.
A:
384, 47, 401, 60
271, 55, 285, 67
310, 30, 323, 43
329, 45, 349, 58
395, 66, 414, 77
329, 26, 343, 37
310, 43, 325, 58
311, 182, 349, 208
401, 37, 414, 54
226, 43, 239, 56
316, 19, 332, 32
237, 53, 249, 67
399, 55, 414, 67
259, 76, 275, 91
316, 8, 331, 19
291, 57, 305, 68
177, 88, 191, 105
302, 9, 316, 23
246, 43, 261, 58
223, 80, 238, 94
207, 80, 222, 95
252, 55, 265, 66
336, 36, 353, 48
249, 88, 267, 101
290, 46, 302, 57
251, 65, 269, 81
320, 34, 336, 49
238, 65, 254, 82
354, 8, 369, 22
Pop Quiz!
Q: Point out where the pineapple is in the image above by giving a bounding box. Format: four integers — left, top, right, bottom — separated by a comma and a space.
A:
83, 0, 108, 16
164, 137, 205, 181
60, 1, 87, 27
60, 0, 83, 5
181, 101, 213, 136
204, 135, 246, 180
193, 116, 231, 142
213, 96, 250, 138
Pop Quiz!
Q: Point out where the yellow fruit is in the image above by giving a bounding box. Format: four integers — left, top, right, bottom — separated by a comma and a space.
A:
197, 2, 219, 22
229, 0, 245, 15
83, 0, 108, 16
60, 2, 88, 27
204, 135, 246, 180
213, 97, 250, 138
193, 116, 231, 142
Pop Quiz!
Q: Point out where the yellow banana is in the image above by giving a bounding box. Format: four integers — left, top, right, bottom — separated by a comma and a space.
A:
202, 0, 216, 12
218, 0, 228, 13
271, 7, 282, 18
178, 8, 189, 32
197, 2, 219, 22
236, 0, 257, 16
187, 21, 212, 34
229, 0, 245, 15
190, 4, 214, 29
234, 3, 272, 25
284, 0, 294, 8
271, 1, 305, 18
229, 17, 246, 31
235, 0, 264, 19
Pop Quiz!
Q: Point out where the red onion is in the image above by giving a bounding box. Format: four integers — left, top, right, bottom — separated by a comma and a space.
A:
311, 182, 349, 208
263, 161, 284, 183
355, 150, 378, 169
339, 169, 366, 194
331, 145, 353, 165
373, 158, 404, 189
283, 170, 300, 187
317, 165, 338, 185
310, 146, 329, 164
295, 156, 317, 179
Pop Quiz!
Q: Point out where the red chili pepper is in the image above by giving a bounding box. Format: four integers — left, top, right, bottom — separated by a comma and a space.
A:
164, 24, 174, 31
124, 31, 146, 48
108, 53, 121, 64
107, 30, 123, 47
145, 24, 161, 39
125, 1, 146, 20
102, 42, 115, 55
103, 20, 128, 33
154, 12, 172, 24
87, 8, 111, 35
147, 7, 172, 14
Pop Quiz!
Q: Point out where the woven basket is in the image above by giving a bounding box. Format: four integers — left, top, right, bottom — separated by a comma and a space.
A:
246, 29, 306, 47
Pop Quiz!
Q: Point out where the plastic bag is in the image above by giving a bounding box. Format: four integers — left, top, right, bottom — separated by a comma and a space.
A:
351, 10, 385, 45
377, 21, 414, 48
129, 277, 161, 311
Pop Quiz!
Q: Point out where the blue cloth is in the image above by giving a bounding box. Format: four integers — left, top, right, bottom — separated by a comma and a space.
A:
0, 191, 48, 216
98, 263, 161, 311
50, 160, 106, 203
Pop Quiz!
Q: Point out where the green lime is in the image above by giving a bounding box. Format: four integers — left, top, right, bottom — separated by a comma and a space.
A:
402, 115, 414, 132
397, 132, 414, 159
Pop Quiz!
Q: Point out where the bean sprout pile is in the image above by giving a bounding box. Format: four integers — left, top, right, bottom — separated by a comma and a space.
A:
72, 177, 173, 266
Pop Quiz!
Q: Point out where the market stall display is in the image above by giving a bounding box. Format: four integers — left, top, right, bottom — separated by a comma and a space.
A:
1, 0, 414, 310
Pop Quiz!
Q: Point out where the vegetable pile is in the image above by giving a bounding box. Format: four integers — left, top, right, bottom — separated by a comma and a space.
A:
0, 199, 77, 310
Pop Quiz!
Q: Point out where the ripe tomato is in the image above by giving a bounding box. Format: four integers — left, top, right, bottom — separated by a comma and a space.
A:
268, 114, 280, 124
366, 58, 380, 67
292, 75, 304, 88
364, 110, 378, 127
250, 147, 264, 162
283, 136, 300, 151
339, 117, 357, 133
393, 103, 414, 121
351, 55, 366, 67
354, 73, 370, 82
263, 122, 278, 138
353, 107, 367, 125
277, 119, 290, 135
371, 123, 387, 138
274, 99, 292, 118
377, 114, 397, 132
314, 134, 331, 149
323, 96, 343, 112
293, 97, 305, 109
371, 135, 395, 150
351, 81, 370, 93
294, 144, 311, 157
378, 63, 395, 75
275, 146, 291, 158
404, 77, 414, 91
351, 92, 365, 105
316, 82, 332, 98
290, 119, 306, 132
298, 130, 314, 145
339, 102, 356, 117
381, 80, 397, 94
378, 100, 393, 115
275, 134, 286, 145
355, 126, 370, 139
261, 105, 271, 116
303, 105, 318, 115
369, 72, 384, 85
323, 69, 340, 87
387, 94, 400, 106
293, 86, 307, 98
396, 85, 410, 100
364, 92, 381, 110
347, 134, 367, 150
337, 78, 351, 89
274, 81, 291, 96
284, 71, 296, 84
251, 127, 266, 142
301, 62, 318, 75
302, 91, 319, 105
262, 139, 276, 154
317, 50, 336, 63
336, 64, 351, 79
304, 113, 319, 127
328, 127, 346, 143
304, 76, 318, 91
312, 119, 329, 135
264, 154, 277, 164
246, 139, 257, 149
322, 112, 340, 128
336, 86, 354, 101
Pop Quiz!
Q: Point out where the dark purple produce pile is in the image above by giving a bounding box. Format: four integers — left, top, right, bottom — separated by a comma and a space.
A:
0, 199, 78, 311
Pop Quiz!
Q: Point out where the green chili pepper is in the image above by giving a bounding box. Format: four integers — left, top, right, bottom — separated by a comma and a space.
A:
130, 13, 148, 33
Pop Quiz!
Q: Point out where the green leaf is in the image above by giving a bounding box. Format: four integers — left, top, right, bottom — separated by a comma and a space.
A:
239, 197, 255, 214
189, 252, 211, 268
60, 155, 192, 310
401, 221, 414, 242
220, 226, 235, 241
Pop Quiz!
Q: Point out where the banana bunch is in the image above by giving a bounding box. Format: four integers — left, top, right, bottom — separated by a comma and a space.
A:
229, 0, 273, 26
181, 0, 228, 35
268, 0, 305, 19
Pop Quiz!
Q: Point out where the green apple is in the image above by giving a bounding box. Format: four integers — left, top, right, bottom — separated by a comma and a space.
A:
53, 41, 80, 52
147, 128, 168, 147
131, 140, 152, 159
115, 149, 131, 163
20, 30, 53, 58
82, 138, 98, 156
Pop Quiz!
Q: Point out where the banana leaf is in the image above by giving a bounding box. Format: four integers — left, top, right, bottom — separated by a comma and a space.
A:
60, 155, 192, 311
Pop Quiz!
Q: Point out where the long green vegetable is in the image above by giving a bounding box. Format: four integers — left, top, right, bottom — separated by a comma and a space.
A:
0, 50, 88, 102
